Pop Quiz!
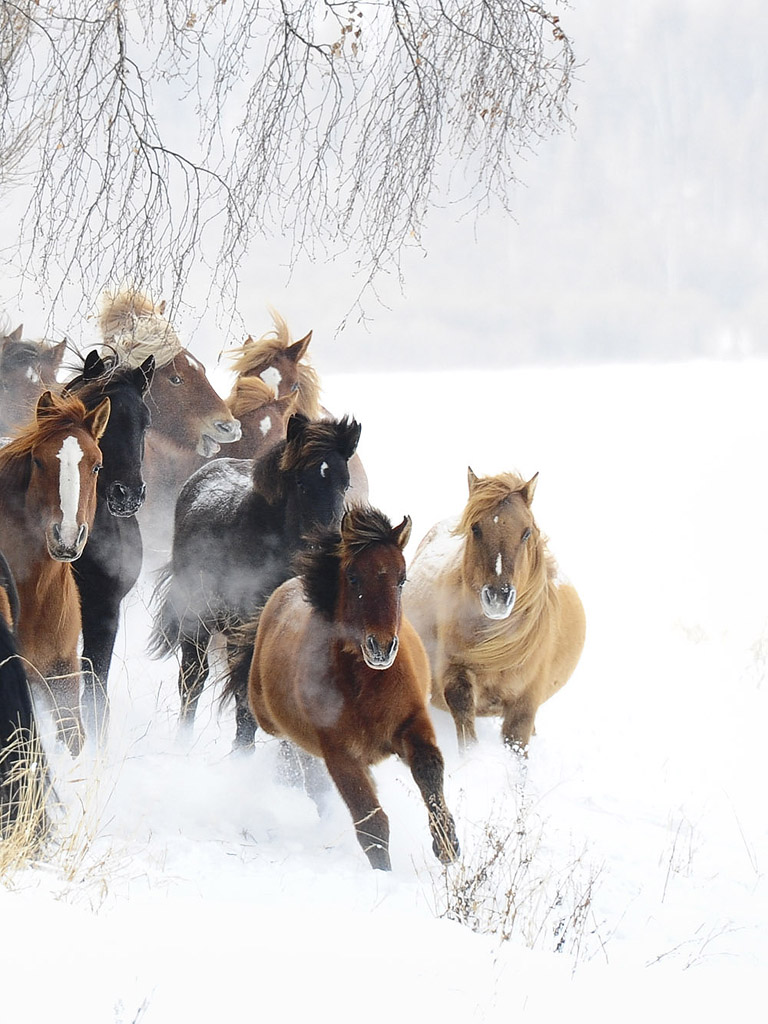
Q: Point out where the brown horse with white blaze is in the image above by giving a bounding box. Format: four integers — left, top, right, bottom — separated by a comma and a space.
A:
246, 505, 459, 871
404, 469, 586, 753
0, 392, 110, 754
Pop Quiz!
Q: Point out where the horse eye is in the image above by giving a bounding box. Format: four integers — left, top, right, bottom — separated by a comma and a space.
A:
471, 523, 481, 539
32, 456, 43, 470
168, 374, 183, 386
290, 381, 300, 393
93, 464, 102, 475
521, 527, 532, 542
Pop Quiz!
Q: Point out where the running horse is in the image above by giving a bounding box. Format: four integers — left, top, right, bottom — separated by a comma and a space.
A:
98, 290, 241, 556
0, 325, 67, 435
404, 470, 586, 753
226, 311, 369, 499
244, 505, 460, 871
0, 391, 110, 754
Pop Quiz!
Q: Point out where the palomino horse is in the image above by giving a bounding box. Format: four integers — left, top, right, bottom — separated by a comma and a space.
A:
0, 550, 48, 836
99, 290, 241, 555
244, 505, 460, 871
0, 392, 110, 754
226, 311, 369, 500
0, 326, 67, 436
150, 412, 361, 748
64, 351, 155, 736
404, 469, 586, 753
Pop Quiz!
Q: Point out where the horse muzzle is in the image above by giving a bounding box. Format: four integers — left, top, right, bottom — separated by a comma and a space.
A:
480, 583, 516, 620
197, 418, 242, 457
362, 634, 399, 671
46, 522, 88, 562
106, 480, 146, 517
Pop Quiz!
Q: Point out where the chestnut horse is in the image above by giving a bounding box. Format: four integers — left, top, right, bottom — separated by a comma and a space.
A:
99, 290, 241, 555
404, 469, 586, 753
219, 375, 298, 461
226, 311, 369, 499
245, 505, 460, 871
0, 325, 67, 435
0, 550, 48, 836
0, 392, 110, 754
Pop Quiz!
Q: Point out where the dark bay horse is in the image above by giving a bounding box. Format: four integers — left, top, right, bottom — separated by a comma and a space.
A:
227, 311, 369, 499
404, 469, 586, 753
150, 412, 361, 748
246, 505, 460, 871
64, 350, 155, 736
0, 391, 110, 754
0, 550, 48, 837
98, 290, 242, 556
0, 325, 67, 435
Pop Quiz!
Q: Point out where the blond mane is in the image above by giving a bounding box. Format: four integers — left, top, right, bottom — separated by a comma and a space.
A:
99, 290, 184, 370
227, 309, 321, 419
227, 376, 297, 419
455, 472, 559, 673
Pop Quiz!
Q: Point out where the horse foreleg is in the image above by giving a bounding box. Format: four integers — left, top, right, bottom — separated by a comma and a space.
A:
501, 696, 537, 756
226, 639, 258, 751
80, 592, 122, 744
398, 716, 460, 864
321, 743, 391, 870
47, 659, 84, 758
178, 635, 210, 732
443, 664, 478, 751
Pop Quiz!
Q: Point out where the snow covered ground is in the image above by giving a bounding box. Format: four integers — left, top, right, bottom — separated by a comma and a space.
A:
1, 359, 766, 1023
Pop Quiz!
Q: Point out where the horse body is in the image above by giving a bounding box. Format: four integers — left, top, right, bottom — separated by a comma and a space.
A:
150, 412, 362, 747
0, 326, 66, 435
405, 469, 586, 752
0, 392, 110, 754
247, 506, 459, 871
98, 290, 241, 557
64, 351, 155, 735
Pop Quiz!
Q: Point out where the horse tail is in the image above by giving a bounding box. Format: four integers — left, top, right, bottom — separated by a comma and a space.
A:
147, 563, 183, 658
0, 615, 49, 838
219, 611, 263, 709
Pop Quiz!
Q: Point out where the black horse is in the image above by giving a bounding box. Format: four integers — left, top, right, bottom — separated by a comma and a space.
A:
150, 412, 361, 748
0, 551, 47, 836
64, 350, 155, 738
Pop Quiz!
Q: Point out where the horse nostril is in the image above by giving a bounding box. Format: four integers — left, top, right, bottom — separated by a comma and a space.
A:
51, 523, 61, 543
110, 482, 128, 501
213, 419, 241, 441
77, 523, 88, 547
365, 636, 381, 659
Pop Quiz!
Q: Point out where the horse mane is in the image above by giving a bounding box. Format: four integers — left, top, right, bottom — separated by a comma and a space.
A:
99, 289, 183, 370
227, 376, 296, 419
295, 506, 396, 620
454, 471, 532, 537
0, 393, 92, 506
228, 311, 322, 418
453, 471, 559, 673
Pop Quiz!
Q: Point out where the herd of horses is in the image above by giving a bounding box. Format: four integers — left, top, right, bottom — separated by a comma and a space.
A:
0, 291, 585, 870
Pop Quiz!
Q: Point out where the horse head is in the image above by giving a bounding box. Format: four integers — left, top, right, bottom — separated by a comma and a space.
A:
28, 392, 111, 561
279, 413, 361, 536
459, 468, 540, 621
71, 350, 155, 516
0, 328, 67, 434
339, 508, 412, 670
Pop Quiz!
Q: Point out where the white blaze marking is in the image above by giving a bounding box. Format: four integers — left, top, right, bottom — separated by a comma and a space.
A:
320, 461, 329, 478
493, 515, 499, 524
495, 552, 502, 576
260, 366, 281, 397
259, 415, 272, 437
26, 366, 40, 383
57, 436, 84, 546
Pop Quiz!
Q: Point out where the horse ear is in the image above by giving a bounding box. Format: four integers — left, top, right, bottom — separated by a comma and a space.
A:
44, 338, 68, 377
392, 515, 412, 551
36, 390, 55, 416
83, 349, 106, 379
340, 418, 361, 460
85, 396, 111, 440
286, 412, 309, 443
7, 324, 23, 344
138, 354, 156, 392
467, 467, 479, 493
286, 331, 312, 364
520, 472, 539, 506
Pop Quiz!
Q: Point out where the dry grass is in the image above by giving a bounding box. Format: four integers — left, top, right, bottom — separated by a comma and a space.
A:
434, 797, 606, 968
0, 726, 51, 876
